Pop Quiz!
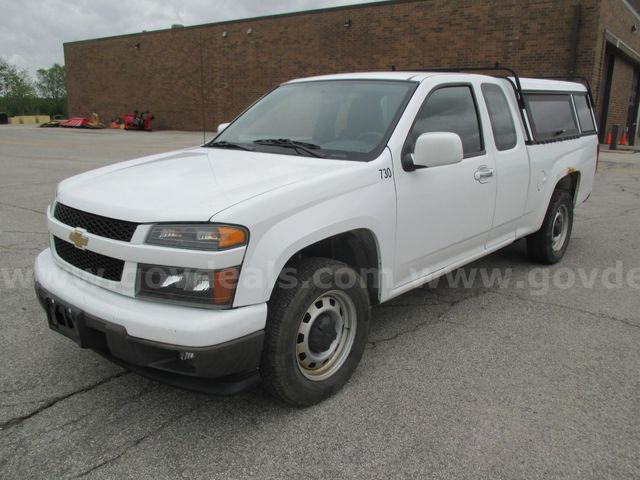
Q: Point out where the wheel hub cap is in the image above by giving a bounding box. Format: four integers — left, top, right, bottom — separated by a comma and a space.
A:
308, 314, 338, 353
295, 290, 358, 382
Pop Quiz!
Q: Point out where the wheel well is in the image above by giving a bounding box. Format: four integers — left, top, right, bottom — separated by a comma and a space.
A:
283, 229, 380, 305
555, 171, 580, 204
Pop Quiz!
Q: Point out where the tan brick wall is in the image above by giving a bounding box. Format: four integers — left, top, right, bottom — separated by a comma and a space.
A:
65, 0, 609, 131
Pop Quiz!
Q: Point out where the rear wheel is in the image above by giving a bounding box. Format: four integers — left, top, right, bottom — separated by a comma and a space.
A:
261, 258, 370, 406
526, 189, 574, 264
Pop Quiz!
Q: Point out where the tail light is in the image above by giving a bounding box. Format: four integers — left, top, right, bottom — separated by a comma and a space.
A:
596, 143, 600, 172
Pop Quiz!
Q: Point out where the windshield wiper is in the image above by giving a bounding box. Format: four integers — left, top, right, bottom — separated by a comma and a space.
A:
253, 138, 324, 157
206, 141, 254, 151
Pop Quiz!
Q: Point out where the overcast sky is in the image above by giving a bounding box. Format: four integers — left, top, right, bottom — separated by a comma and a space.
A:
3, 0, 385, 77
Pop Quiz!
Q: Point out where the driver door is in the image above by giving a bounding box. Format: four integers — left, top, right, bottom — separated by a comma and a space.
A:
393, 83, 497, 290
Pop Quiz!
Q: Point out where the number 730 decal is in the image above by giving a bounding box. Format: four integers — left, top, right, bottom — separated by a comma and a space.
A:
378, 168, 392, 180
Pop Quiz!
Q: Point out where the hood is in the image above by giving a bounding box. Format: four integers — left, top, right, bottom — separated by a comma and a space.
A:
56, 148, 357, 223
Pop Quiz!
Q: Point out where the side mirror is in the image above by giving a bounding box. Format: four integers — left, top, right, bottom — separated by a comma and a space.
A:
217, 122, 230, 134
411, 132, 463, 169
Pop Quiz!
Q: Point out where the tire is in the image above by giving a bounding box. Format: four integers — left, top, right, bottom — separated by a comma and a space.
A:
526, 189, 574, 264
261, 257, 370, 406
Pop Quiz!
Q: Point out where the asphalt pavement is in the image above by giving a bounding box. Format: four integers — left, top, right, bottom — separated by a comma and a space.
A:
1, 126, 639, 479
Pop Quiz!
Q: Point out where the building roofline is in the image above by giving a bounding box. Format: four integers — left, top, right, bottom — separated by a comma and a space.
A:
63, 0, 423, 46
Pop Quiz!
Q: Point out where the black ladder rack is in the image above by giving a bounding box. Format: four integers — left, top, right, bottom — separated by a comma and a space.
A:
534, 75, 595, 107
393, 64, 531, 143
390, 64, 595, 145
393, 64, 524, 107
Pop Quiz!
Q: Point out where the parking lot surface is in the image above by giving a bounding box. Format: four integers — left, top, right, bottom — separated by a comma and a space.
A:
1, 125, 639, 479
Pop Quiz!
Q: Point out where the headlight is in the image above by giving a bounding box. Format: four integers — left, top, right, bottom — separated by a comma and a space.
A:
146, 224, 248, 250
136, 264, 240, 307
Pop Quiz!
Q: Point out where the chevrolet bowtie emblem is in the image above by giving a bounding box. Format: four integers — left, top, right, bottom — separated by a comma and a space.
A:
69, 229, 89, 250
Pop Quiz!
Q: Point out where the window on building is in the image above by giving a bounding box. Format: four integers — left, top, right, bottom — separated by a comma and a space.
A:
573, 94, 596, 133
524, 93, 579, 141
481, 84, 518, 151
407, 85, 484, 157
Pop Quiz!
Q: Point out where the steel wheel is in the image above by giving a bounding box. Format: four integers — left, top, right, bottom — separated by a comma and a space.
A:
295, 290, 357, 381
551, 204, 569, 252
261, 257, 370, 406
526, 189, 573, 265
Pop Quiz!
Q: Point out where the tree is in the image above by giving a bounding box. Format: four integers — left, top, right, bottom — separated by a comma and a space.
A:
0, 57, 34, 97
0, 57, 36, 115
36, 63, 67, 116
36, 64, 66, 103
0, 59, 68, 116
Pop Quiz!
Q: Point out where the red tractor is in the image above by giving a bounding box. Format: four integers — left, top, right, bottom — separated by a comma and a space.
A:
124, 110, 154, 131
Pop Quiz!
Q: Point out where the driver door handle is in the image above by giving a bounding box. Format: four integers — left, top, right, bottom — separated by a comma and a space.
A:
474, 166, 494, 183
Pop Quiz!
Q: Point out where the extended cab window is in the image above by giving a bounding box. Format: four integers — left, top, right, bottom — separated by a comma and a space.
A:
573, 94, 596, 133
524, 93, 579, 141
481, 84, 517, 151
407, 85, 483, 157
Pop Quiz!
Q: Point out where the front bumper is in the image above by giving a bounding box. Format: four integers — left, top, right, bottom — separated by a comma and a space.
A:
35, 249, 267, 346
34, 249, 268, 394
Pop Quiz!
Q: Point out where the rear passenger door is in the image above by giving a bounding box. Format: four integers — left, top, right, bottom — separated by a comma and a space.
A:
393, 83, 497, 287
480, 82, 530, 248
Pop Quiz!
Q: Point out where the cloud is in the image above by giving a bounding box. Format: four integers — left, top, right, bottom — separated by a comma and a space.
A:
2, 0, 384, 78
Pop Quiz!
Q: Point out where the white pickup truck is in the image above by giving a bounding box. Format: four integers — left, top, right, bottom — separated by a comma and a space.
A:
34, 70, 598, 405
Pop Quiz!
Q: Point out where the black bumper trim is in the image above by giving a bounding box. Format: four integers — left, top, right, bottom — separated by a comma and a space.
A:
35, 282, 264, 395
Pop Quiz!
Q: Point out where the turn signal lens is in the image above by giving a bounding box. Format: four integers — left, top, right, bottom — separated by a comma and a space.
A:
146, 224, 248, 250
212, 268, 240, 305
217, 226, 247, 249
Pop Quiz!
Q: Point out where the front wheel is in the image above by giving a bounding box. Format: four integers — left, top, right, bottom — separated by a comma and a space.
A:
526, 189, 574, 264
261, 258, 370, 406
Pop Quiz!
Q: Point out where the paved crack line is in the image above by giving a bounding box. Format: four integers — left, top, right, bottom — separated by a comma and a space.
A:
0, 371, 128, 431
2, 230, 46, 235
489, 290, 640, 329
0, 201, 44, 216
367, 285, 639, 348
16, 384, 162, 442
378, 301, 446, 308
578, 206, 640, 222
368, 288, 491, 347
71, 401, 210, 478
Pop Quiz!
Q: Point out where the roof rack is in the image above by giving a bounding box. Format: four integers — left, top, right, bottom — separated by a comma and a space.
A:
390, 64, 596, 145
392, 63, 534, 143
533, 75, 594, 107
392, 63, 526, 110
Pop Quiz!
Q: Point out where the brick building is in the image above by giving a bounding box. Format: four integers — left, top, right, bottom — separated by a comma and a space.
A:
64, 0, 640, 144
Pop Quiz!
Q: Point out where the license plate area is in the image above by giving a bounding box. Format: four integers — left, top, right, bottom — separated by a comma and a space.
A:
45, 297, 82, 343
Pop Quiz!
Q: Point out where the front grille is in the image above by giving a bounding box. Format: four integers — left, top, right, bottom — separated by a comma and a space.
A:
53, 237, 125, 281
53, 203, 138, 242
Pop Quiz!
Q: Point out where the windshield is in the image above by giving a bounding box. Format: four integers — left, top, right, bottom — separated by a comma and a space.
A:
210, 80, 417, 161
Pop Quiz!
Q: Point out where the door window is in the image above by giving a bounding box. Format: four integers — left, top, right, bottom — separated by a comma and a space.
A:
481, 84, 517, 151
406, 85, 484, 157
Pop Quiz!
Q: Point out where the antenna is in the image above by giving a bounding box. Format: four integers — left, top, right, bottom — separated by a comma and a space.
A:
199, 31, 206, 144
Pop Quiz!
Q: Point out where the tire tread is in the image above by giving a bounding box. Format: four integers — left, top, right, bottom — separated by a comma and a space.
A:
261, 257, 370, 406
526, 189, 573, 264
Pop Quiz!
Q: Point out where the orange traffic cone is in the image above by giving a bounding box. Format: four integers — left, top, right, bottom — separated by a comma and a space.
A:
621, 131, 628, 145
606, 130, 612, 145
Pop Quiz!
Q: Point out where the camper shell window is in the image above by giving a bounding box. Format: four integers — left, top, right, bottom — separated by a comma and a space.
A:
573, 94, 596, 133
524, 93, 579, 142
